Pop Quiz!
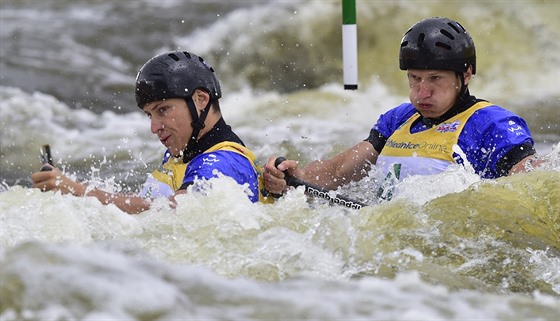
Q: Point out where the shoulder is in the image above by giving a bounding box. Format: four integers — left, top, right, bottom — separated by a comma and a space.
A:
459, 103, 534, 174
373, 102, 416, 135
189, 149, 253, 171
467, 104, 531, 132
184, 149, 257, 184
471, 103, 520, 119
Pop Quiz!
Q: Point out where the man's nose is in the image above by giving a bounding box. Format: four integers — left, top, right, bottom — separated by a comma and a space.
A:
151, 118, 163, 134
417, 81, 432, 97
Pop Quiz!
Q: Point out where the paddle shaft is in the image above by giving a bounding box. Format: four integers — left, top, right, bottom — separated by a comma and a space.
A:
274, 157, 367, 209
40, 144, 54, 171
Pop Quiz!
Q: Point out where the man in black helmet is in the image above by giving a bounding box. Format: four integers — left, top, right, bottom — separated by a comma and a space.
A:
263, 17, 542, 199
33, 51, 270, 214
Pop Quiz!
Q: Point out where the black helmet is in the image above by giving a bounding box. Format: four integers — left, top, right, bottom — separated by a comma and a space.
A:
399, 17, 476, 74
135, 51, 221, 108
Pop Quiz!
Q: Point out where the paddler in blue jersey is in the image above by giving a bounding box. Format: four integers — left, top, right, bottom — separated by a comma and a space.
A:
32, 51, 271, 214
263, 17, 543, 199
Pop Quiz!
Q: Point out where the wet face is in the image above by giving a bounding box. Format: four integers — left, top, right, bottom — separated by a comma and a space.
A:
143, 98, 192, 157
407, 69, 463, 118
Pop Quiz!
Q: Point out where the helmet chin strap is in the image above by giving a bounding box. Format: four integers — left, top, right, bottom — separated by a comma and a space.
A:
182, 96, 212, 163
457, 71, 468, 95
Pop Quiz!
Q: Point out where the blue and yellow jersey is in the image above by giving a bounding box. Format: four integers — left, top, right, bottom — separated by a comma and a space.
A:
141, 141, 272, 203
373, 101, 534, 179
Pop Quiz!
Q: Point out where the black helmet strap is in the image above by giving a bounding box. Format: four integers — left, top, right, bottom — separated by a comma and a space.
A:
457, 70, 471, 96
182, 96, 211, 163
457, 72, 465, 94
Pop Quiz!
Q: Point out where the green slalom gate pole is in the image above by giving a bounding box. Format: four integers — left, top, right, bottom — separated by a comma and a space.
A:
342, 0, 357, 90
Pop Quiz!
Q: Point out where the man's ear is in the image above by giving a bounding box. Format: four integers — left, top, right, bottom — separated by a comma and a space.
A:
193, 89, 210, 111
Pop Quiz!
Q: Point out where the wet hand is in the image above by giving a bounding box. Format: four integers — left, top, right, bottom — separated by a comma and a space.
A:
263, 156, 299, 195
31, 166, 86, 196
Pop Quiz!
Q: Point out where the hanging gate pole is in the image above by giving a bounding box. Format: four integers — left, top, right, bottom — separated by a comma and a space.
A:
342, 0, 358, 90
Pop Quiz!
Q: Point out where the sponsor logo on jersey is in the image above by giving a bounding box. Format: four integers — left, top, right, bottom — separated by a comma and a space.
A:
436, 121, 461, 133
202, 154, 220, 166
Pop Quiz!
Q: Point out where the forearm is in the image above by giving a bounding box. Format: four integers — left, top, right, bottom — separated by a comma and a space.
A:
302, 141, 378, 190
508, 155, 545, 175
302, 158, 349, 189
63, 178, 151, 214
32, 153, 153, 215
85, 188, 151, 214
497, 141, 536, 176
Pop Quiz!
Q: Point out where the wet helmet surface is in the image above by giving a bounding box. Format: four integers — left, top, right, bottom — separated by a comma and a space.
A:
399, 17, 476, 74
135, 51, 221, 108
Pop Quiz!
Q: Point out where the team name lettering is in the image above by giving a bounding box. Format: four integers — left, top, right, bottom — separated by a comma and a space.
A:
420, 142, 448, 152
305, 186, 363, 209
386, 139, 447, 153
386, 139, 420, 149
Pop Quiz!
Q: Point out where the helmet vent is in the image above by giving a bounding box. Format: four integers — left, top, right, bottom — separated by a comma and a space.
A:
183, 51, 192, 59
447, 22, 463, 34
417, 33, 425, 47
435, 42, 452, 50
440, 29, 455, 40
198, 56, 215, 72
168, 53, 180, 61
